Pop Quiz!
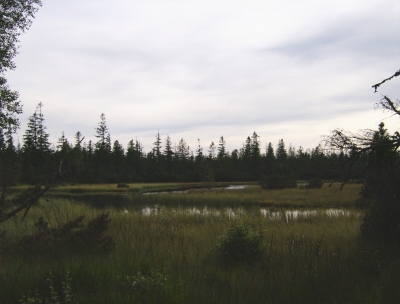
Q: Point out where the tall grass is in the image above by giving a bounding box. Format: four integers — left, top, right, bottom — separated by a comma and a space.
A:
47, 183, 364, 210
1, 186, 398, 303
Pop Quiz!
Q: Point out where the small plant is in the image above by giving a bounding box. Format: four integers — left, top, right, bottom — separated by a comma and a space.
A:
19, 269, 74, 304
15, 212, 115, 257
259, 174, 297, 189
306, 178, 324, 189
118, 269, 185, 303
117, 183, 129, 188
217, 220, 265, 262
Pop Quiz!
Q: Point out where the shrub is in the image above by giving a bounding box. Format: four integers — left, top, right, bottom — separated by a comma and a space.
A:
259, 174, 297, 189
117, 183, 129, 188
19, 269, 74, 304
217, 220, 265, 262
15, 212, 115, 257
306, 178, 324, 189
118, 269, 185, 304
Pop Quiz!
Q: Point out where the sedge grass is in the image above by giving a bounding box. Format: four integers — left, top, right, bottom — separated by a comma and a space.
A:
1, 186, 397, 303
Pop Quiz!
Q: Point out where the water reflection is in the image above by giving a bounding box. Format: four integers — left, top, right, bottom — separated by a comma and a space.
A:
139, 206, 360, 220
142, 185, 250, 195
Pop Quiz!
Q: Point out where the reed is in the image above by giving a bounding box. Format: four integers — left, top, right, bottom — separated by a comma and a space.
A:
0, 186, 398, 303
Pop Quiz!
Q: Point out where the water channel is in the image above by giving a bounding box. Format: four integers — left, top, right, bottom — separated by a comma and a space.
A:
136, 206, 361, 221
125, 184, 361, 221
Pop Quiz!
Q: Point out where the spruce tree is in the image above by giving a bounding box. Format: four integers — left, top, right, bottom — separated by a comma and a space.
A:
208, 141, 216, 159
153, 130, 162, 162
217, 136, 226, 160
95, 113, 110, 152
163, 135, 174, 171
276, 139, 287, 163
21, 103, 51, 182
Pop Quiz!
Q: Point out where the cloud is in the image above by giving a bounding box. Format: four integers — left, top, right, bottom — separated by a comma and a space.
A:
6, 0, 400, 154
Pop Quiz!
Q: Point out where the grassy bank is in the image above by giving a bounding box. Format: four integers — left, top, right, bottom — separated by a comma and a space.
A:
41, 182, 364, 209
1, 186, 398, 303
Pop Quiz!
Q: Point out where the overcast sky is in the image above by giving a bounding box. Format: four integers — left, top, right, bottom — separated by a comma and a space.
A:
6, 0, 400, 154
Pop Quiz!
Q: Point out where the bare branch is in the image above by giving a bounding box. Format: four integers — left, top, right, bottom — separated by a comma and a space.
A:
372, 69, 400, 93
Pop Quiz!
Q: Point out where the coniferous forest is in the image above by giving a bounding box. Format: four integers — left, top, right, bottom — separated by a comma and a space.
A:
0, 103, 359, 185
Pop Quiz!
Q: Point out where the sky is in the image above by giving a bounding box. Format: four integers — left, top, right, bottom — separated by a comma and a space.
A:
6, 0, 400, 154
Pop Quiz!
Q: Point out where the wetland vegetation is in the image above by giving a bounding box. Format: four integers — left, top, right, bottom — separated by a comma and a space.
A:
1, 4, 400, 302
1, 183, 400, 303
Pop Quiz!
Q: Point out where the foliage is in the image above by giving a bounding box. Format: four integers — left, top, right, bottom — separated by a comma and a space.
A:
3, 194, 400, 303
117, 183, 129, 188
217, 219, 265, 262
0, 0, 42, 129
11, 212, 115, 257
306, 178, 324, 189
118, 269, 185, 304
325, 70, 400, 241
201, 164, 215, 189
259, 173, 297, 189
19, 269, 75, 304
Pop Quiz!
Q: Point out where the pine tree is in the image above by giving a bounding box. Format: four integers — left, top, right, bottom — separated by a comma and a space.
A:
74, 131, 83, 148
21, 103, 51, 182
241, 136, 252, 160
95, 113, 110, 152
176, 138, 189, 161
276, 139, 287, 163
163, 135, 174, 171
153, 130, 162, 162
36, 102, 50, 155
195, 139, 204, 161
265, 142, 275, 174
217, 136, 226, 160
57, 132, 70, 152
112, 140, 125, 182
208, 141, 216, 159
250, 132, 261, 172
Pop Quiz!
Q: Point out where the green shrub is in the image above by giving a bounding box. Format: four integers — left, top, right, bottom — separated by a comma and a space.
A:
118, 269, 185, 303
306, 178, 324, 189
14, 212, 115, 257
117, 183, 129, 188
217, 220, 265, 262
259, 174, 297, 189
19, 269, 74, 304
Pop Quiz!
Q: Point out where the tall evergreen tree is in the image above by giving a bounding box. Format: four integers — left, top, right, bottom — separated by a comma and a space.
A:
217, 136, 226, 160
250, 132, 261, 172
36, 102, 50, 155
276, 139, 287, 163
95, 113, 110, 152
208, 141, 216, 159
21, 103, 51, 182
153, 130, 162, 162
195, 139, 204, 161
163, 135, 174, 171
112, 140, 125, 182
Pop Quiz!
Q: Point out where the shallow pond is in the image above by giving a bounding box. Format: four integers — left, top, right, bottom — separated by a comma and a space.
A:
131, 206, 361, 221
142, 184, 251, 195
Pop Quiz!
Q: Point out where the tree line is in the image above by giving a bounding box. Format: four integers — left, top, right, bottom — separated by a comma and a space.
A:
1, 103, 358, 185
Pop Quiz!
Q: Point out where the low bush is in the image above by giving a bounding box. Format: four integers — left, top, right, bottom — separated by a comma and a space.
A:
306, 178, 324, 189
117, 183, 129, 188
259, 174, 297, 189
217, 220, 265, 263
13, 212, 115, 257
19, 269, 74, 304
118, 269, 185, 304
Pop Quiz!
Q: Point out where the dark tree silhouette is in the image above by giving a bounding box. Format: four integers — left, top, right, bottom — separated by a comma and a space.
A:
325, 69, 400, 240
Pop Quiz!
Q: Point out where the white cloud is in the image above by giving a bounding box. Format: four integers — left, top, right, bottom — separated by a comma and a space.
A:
5, 0, 400, 153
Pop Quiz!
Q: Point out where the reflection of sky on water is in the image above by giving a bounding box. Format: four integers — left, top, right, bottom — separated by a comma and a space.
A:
142, 185, 251, 195
139, 206, 361, 221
